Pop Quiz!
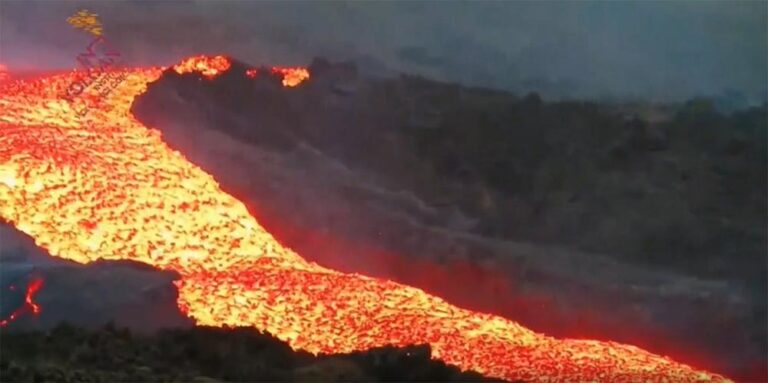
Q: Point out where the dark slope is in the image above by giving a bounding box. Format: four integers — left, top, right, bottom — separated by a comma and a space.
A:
131, 57, 766, 381
0, 324, 504, 382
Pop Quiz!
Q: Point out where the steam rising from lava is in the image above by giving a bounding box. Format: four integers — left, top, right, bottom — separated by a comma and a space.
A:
0, 55, 730, 382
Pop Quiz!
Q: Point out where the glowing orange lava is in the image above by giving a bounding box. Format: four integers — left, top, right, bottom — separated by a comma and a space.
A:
0, 56, 729, 382
270, 66, 310, 87
173, 56, 308, 87
173, 55, 231, 79
244, 66, 309, 87
0, 277, 44, 327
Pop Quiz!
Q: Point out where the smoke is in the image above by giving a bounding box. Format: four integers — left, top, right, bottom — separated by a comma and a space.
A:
1, 0, 765, 102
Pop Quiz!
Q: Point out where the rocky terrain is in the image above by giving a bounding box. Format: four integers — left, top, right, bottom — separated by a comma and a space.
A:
1, 324, 501, 382
131, 58, 767, 380
0, 224, 191, 333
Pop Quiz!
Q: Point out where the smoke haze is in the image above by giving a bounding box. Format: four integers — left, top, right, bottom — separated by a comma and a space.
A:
1, 0, 766, 102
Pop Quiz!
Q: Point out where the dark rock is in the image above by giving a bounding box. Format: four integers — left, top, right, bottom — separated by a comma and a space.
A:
126, 58, 767, 380
0, 225, 193, 334
0, 324, 502, 382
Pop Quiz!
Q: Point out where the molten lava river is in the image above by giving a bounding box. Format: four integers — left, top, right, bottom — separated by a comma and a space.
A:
0, 56, 729, 382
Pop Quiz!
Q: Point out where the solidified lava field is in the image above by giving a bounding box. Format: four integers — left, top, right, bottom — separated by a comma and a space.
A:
0, 56, 730, 382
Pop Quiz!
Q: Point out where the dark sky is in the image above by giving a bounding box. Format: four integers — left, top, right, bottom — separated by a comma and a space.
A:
1, 0, 766, 102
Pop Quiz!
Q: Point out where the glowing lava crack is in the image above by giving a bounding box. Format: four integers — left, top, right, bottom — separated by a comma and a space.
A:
0, 277, 43, 327
0, 56, 729, 382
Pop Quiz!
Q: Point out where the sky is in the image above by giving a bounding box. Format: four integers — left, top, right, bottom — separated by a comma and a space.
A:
1, 0, 766, 102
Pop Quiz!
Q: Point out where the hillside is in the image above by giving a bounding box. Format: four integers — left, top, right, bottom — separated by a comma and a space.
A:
1, 324, 502, 382
131, 58, 766, 380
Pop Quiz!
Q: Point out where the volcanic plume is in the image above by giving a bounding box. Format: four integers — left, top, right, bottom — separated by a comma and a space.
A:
0, 55, 730, 382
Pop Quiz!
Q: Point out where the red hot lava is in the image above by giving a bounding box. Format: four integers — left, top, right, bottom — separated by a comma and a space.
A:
0, 55, 730, 382
0, 277, 44, 327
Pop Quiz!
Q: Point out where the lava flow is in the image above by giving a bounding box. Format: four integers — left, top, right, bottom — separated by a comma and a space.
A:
0, 56, 730, 382
0, 277, 44, 327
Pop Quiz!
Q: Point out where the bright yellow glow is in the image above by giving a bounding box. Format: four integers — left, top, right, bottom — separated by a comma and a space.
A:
0, 56, 729, 382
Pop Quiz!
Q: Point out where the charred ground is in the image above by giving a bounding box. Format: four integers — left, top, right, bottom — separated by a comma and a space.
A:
0, 324, 503, 383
